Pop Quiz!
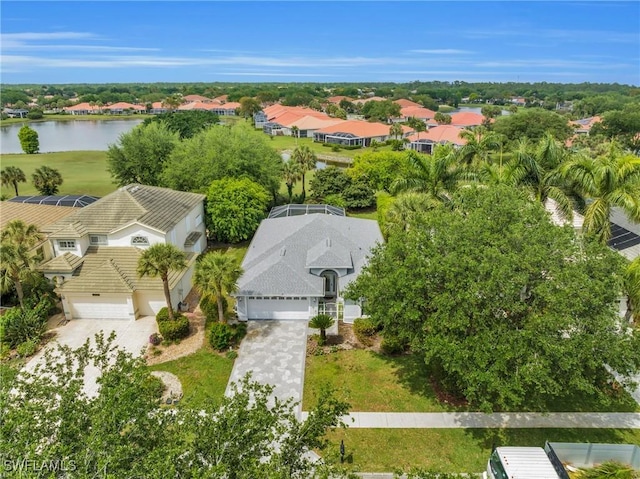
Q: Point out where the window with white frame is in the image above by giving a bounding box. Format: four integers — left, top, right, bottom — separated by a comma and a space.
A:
195, 214, 203, 227
58, 240, 76, 250
90, 235, 108, 245
131, 236, 149, 246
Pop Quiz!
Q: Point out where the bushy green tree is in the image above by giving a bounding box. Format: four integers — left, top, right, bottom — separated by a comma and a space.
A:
107, 122, 180, 187
161, 122, 282, 195
349, 151, 411, 193
31, 165, 63, 195
493, 108, 573, 143
206, 177, 269, 243
18, 125, 39, 154
361, 100, 401, 122
347, 185, 639, 411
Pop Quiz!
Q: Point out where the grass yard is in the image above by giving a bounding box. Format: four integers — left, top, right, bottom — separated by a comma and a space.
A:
324, 428, 640, 473
267, 135, 395, 160
348, 208, 378, 220
304, 350, 640, 413
148, 348, 234, 409
0, 114, 151, 126
304, 350, 455, 412
0, 150, 116, 198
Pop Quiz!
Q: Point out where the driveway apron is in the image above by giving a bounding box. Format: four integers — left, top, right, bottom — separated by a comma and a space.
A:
226, 320, 308, 417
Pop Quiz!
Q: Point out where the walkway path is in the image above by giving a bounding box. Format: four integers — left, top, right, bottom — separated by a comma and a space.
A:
226, 320, 308, 417
301, 411, 640, 428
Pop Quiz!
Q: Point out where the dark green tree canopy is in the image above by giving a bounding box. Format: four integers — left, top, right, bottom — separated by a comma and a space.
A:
309, 166, 375, 209
493, 108, 573, 143
361, 100, 401, 122
161, 122, 283, 194
206, 177, 270, 243
107, 121, 180, 187
142, 110, 220, 139
347, 185, 639, 411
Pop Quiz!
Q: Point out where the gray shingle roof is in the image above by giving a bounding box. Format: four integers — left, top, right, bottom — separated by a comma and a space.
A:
48, 184, 204, 238
238, 214, 382, 297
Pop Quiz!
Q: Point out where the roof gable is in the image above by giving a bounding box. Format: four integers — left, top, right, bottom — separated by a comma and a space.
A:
306, 238, 353, 269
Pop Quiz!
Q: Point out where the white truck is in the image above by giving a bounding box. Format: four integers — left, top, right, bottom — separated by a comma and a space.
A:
484, 442, 640, 479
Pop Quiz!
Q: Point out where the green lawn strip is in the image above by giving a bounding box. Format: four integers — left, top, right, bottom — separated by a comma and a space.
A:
0, 151, 116, 197
304, 350, 640, 413
0, 114, 150, 126
324, 428, 640, 473
304, 350, 456, 412
148, 347, 233, 409
348, 209, 378, 220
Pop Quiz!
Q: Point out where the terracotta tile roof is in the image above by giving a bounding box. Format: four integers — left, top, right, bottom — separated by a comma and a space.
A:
213, 102, 240, 110
288, 116, 344, 130
183, 94, 211, 102
0, 202, 75, 232
64, 102, 100, 112
352, 96, 386, 105
105, 102, 146, 111
177, 101, 211, 110
52, 246, 197, 293
265, 105, 328, 121
450, 112, 484, 127
407, 125, 466, 145
213, 95, 228, 103
316, 120, 394, 138
48, 184, 204, 238
326, 96, 352, 104
151, 101, 166, 109
401, 106, 436, 119
395, 99, 422, 108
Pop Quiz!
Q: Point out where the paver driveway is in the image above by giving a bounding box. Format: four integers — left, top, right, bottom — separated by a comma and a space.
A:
226, 320, 308, 417
24, 316, 157, 396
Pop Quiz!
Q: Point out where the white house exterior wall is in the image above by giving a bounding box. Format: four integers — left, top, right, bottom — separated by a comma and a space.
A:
108, 225, 165, 247
166, 203, 206, 251
53, 236, 89, 258
62, 293, 135, 320
135, 290, 167, 317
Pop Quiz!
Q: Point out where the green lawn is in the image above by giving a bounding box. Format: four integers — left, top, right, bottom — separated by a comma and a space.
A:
324, 428, 640, 473
0, 150, 116, 197
304, 350, 640, 413
0, 114, 150, 126
348, 209, 378, 220
148, 348, 234, 409
267, 135, 395, 160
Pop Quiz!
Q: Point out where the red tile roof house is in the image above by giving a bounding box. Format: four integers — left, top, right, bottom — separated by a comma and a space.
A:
314, 120, 412, 147
182, 94, 213, 103
149, 101, 168, 115
571, 116, 602, 135
259, 105, 332, 136
63, 102, 102, 115
396, 106, 437, 123
450, 111, 485, 128
326, 96, 353, 105
103, 102, 147, 115
394, 99, 422, 108
210, 102, 241, 116
352, 96, 386, 106
406, 125, 467, 154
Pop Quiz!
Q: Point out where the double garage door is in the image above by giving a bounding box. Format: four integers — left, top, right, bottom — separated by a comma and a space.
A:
69, 295, 131, 320
246, 297, 310, 320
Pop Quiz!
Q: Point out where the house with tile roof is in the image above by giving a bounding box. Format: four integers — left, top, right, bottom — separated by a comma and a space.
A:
103, 102, 147, 115
450, 111, 485, 127
183, 94, 212, 103
313, 120, 412, 147
63, 102, 102, 115
394, 99, 422, 109
235, 211, 382, 321
406, 125, 467, 154
38, 184, 206, 320
258, 105, 336, 136
397, 106, 437, 123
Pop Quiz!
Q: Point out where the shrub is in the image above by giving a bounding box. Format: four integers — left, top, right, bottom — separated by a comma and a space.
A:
156, 307, 171, 322
226, 350, 238, 360
209, 322, 233, 351
353, 317, 377, 346
200, 295, 228, 323
143, 375, 165, 399
149, 333, 162, 345
0, 301, 49, 348
16, 339, 37, 357
157, 314, 190, 341
324, 193, 347, 209
27, 109, 44, 120
232, 322, 247, 343
381, 335, 405, 355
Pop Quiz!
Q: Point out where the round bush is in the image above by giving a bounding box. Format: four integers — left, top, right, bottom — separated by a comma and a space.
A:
149, 333, 162, 345
353, 317, 377, 346
157, 314, 190, 341
156, 307, 171, 322
16, 339, 37, 357
209, 322, 233, 351
232, 322, 247, 343
381, 335, 405, 355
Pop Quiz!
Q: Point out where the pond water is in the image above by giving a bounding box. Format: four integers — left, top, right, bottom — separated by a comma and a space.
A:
0, 119, 143, 154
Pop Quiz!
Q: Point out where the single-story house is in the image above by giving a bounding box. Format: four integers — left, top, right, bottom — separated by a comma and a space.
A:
395, 106, 437, 123
63, 102, 102, 115
394, 99, 422, 108
235, 208, 383, 322
183, 94, 213, 103
39, 184, 206, 320
3, 108, 29, 118
313, 120, 411, 147
406, 125, 467, 154
450, 112, 485, 128
210, 102, 240, 116
571, 116, 602, 135
149, 102, 169, 114
103, 102, 146, 115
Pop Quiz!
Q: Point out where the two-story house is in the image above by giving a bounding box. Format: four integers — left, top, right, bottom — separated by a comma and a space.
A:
39, 184, 206, 320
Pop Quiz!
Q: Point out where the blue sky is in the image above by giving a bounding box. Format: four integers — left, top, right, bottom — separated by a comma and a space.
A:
1, 1, 639, 85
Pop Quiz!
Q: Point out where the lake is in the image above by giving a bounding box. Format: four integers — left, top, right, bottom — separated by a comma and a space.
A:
0, 119, 143, 154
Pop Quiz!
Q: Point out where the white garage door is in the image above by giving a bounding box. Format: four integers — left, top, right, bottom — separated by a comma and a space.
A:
247, 297, 310, 320
70, 295, 131, 320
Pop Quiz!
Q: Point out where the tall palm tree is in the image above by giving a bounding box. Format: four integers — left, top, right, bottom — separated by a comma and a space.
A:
291, 146, 317, 202
0, 166, 27, 196
282, 161, 301, 203
391, 146, 461, 203
560, 142, 640, 243
193, 251, 243, 323
457, 126, 501, 168
291, 126, 300, 146
389, 123, 403, 140
137, 243, 187, 320
32, 166, 63, 195
0, 220, 43, 308
407, 117, 426, 141
383, 192, 441, 237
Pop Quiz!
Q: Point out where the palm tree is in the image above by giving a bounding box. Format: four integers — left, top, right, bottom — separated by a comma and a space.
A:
407, 117, 426, 141
193, 251, 243, 323
0, 166, 27, 196
291, 146, 317, 202
383, 192, 441, 237
0, 220, 43, 308
625, 257, 640, 322
389, 123, 403, 140
282, 161, 301, 203
32, 166, 63, 195
457, 126, 501, 168
391, 146, 461, 203
137, 243, 187, 321
291, 126, 300, 146
560, 142, 640, 243
309, 314, 334, 345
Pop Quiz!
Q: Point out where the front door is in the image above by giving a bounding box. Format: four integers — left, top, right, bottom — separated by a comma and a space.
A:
321, 270, 337, 298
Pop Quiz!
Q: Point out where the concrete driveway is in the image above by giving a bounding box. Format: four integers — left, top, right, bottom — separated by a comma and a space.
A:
24, 316, 157, 396
226, 320, 308, 417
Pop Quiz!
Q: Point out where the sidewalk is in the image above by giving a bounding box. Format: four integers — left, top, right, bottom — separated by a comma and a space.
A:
300, 411, 640, 428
